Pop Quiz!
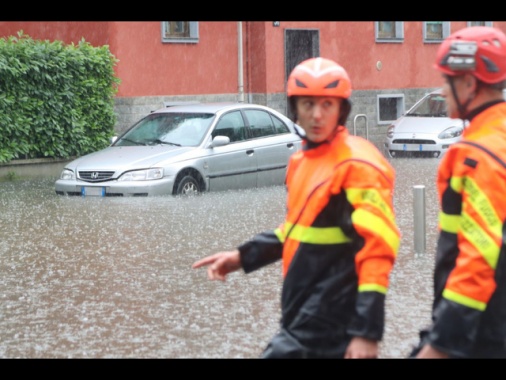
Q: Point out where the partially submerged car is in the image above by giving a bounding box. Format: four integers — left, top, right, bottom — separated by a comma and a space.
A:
383, 89, 465, 158
55, 102, 303, 197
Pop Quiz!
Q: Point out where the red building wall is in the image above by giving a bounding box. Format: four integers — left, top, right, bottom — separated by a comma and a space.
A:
108, 22, 240, 97
1, 21, 505, 103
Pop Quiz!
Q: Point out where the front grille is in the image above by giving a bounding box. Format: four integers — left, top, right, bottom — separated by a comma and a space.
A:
78, 171, 115, 182
393, 139, 436, 145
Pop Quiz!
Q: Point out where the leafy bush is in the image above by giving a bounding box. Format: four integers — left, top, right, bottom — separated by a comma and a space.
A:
0, 31, 120, 163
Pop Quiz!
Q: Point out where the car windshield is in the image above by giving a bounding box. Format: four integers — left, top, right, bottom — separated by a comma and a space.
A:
115, 112, 215, 147
406, 93, 447, 117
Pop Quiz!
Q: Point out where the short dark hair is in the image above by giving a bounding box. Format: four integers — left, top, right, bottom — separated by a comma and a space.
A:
288, 96, 352, 126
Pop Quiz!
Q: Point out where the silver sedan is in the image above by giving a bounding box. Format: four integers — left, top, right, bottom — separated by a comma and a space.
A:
55, 102, 303, 197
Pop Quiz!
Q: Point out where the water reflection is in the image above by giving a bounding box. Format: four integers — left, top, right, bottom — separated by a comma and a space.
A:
0, 157, 441, 358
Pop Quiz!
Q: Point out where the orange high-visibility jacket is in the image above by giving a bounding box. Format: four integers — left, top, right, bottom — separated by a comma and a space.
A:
425, 101, 506, 357
239, 127, 400, 349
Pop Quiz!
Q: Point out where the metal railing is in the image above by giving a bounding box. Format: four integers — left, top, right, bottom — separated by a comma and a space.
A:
352, 114, 369, 140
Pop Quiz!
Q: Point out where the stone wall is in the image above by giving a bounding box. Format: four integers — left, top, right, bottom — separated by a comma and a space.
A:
113, 87, 438, 148
0, 158, 71, 181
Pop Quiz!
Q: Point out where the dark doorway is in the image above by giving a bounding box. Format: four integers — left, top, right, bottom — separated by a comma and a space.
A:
284, 29, 320, 120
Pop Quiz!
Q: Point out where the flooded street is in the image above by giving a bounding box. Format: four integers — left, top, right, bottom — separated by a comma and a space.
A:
0, 157, 441, 358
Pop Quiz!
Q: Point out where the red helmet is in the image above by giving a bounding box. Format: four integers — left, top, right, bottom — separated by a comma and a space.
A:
287, 57, 352, 98
434, 26, 506, 84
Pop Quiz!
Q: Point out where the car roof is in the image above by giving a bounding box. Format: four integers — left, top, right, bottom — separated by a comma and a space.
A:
152, 102, 275, 115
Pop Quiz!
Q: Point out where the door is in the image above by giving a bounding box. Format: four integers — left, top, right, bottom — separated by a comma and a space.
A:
206, 111, 257, 191
284, 29, 320, 120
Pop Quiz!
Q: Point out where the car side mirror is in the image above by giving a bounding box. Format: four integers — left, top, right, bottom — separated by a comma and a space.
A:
210, 135, 230, 148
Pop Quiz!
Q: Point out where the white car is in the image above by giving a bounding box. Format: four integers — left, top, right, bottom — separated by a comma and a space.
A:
55, 102, 303, 197
383, 89, 465, 158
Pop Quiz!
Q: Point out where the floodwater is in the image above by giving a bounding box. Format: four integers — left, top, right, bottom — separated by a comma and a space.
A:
0, 157, 441, 358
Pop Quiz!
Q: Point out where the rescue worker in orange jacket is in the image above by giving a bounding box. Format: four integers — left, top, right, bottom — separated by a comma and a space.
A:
411, 26, 506, 358
192, 57, 400, 358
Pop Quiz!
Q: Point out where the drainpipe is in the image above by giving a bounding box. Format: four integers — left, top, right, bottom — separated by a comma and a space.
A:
238, 21, 245, 103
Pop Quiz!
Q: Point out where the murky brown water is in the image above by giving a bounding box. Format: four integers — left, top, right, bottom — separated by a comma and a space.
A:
0, 157, 441, 358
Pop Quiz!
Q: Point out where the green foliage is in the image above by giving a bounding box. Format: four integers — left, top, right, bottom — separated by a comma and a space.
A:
0, 31, 121, 163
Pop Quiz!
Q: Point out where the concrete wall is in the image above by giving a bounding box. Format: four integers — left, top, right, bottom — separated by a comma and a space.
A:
0, 158, 71, 181
113, 87, 438, 146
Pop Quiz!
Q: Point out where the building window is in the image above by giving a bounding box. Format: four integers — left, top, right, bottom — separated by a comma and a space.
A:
162, 22, 199, 43
375, 22, 404, 42
467, 21, 493, 27
423, 22, 450, 43
377, 94, 405, 125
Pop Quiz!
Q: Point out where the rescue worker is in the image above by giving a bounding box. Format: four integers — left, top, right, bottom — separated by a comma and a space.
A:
411, 26, 506, 358
192, 57, 400, 358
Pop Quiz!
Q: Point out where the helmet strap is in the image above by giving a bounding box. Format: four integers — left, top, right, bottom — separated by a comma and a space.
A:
448, 76, 469, 120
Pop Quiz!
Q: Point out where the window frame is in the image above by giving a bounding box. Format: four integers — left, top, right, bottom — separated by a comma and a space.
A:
467, 21, 493, 27
161, 22, 199, 44
423, 22, 451, 43
375, 22, 404, 43
377, 94, 405, 125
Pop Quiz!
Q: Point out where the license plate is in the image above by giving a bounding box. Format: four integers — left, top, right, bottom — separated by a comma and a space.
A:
402, 144, 423, 151
81, 186, 105, 197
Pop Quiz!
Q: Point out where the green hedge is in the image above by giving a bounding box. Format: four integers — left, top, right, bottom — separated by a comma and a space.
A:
0, 31, 120, 163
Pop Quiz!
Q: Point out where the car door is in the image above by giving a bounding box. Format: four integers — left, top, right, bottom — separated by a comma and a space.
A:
206, 110, 257, 191
243, 109, 299, 187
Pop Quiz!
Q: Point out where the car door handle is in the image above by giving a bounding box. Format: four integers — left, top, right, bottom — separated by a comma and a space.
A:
246, 150, 254, 155
287, 143, 294, 148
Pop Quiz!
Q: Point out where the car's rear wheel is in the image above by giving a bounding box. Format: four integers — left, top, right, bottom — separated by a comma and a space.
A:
175, 175, 200, 195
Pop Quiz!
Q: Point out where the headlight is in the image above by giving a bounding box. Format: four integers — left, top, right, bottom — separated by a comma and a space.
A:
118, 168, 164, 181
386, 125, 395, 138
438, 126, 463, 139
60, 169, 75, 180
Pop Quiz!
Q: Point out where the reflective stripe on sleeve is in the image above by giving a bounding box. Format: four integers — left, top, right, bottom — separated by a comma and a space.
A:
443, 288, 486, 311
279, 222, 351, 245
358, 283, 388, 295
439, 212, 460, 234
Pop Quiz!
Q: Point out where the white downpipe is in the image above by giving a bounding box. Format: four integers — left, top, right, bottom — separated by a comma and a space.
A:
238, 22, 245, 103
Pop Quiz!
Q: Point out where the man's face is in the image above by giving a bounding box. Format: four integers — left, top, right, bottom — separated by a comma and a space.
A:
295, 96, 340, 143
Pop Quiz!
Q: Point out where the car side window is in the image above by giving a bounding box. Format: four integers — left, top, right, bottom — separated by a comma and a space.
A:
272, 115, 290, 134
244, 110, 277, 138
212, 111, 247, 143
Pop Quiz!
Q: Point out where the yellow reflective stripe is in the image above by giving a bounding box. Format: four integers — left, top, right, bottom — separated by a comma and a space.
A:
346, 188, 395, 224
282, 222, 351, 244
352, 208, 400, 255
358, 283, 387, 295
463, 176, 502, 242
439, 212, 460, 233
274, 227, 285, 243
443, 288, 486, 311
460, 211, 500, 269
450, 175, 464, 193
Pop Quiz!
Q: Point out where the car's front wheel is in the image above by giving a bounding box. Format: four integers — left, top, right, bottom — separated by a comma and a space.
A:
175, 175, 200, 195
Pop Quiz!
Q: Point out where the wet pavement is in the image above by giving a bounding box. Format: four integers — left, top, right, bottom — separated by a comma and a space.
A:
0, 157, 441, 358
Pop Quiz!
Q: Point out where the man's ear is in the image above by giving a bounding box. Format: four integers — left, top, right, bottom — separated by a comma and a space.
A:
463, 74, 478, 102
464, 73, 477, 89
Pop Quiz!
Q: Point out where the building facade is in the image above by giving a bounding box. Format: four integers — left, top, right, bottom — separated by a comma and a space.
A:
0, 21, 503, 144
